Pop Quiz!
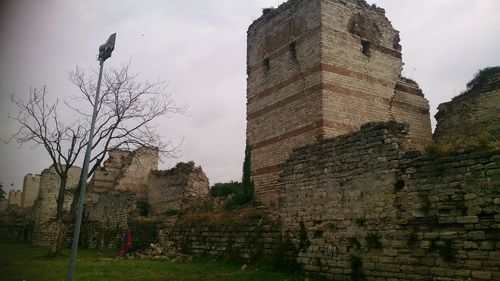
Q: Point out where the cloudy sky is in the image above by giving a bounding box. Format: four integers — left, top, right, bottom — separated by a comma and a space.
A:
1, 0, 499, 192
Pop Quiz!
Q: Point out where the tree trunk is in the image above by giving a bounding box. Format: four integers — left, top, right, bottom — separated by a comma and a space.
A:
49, 174, 68, 256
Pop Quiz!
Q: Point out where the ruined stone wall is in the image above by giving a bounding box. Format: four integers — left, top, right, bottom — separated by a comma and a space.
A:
168, 210, 280, 261
390, 78, 432, 150
434, 69, 500, 146
82, 149, 208, 248
147, 162, 209, 215
81, 191, 135, 249
8, 190, 22, 207
247, 0, 432, 203
0, 205, 33, 243
22, 174, 40, 208
321, 0, 431, 149
89, 147, 158, 202
279, 122, 499, 280
31, 165, 81, 247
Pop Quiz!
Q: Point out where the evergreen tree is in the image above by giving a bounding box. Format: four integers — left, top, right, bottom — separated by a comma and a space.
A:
0, 183, 5, 200
241, 143, 255, 202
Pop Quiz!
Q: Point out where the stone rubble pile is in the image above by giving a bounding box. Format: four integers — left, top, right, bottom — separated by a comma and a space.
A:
134, 241, 192, 261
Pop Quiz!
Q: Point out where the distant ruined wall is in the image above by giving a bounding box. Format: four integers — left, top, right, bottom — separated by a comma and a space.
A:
147, 162, 210, 215
434, 68, 500, 146
81, 148, 208, 248
0, 205, 33, 243
31, 165, 81, 247
279, 121, 499, 280
247, 0, 432, 203
22, 174, 41, 208
8, 190, 22, 207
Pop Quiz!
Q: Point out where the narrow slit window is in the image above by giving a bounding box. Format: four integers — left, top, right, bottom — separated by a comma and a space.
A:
263, 57, 270, 71
289, 41, 297, 60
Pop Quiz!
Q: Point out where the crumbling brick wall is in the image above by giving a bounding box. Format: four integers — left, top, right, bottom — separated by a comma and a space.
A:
31, 165, 81, 247
279, 121, 499, 280
434, 68, 500, 146
147, 162, 209, 215
246, 0, 432, 203
89, 147, 159, 201
81, 149, 208, 248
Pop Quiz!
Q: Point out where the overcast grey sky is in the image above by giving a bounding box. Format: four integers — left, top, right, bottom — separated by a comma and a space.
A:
1, 0, 499, 192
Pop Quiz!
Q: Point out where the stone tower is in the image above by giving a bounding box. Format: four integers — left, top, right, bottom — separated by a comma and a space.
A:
21, 174, 41, 208
246, 0, 432, 202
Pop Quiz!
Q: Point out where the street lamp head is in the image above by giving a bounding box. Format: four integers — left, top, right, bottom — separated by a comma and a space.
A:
98, 33, 116, 62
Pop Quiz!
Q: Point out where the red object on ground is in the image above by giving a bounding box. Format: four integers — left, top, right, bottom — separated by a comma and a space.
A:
119, 228, 132, 257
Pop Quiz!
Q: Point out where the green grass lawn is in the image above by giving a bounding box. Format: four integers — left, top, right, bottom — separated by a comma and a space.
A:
0, 243, 313, 281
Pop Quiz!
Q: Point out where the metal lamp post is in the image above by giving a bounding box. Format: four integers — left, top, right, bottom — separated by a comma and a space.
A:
66, 33, 116, 281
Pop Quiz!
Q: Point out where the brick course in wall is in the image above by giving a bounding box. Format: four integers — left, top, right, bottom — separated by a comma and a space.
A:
246, 0, 432, 203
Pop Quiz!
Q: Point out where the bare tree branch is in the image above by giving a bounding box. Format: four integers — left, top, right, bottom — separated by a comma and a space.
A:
8, 61, 185, 255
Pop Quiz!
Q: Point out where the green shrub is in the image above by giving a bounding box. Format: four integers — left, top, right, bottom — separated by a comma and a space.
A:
210, 181, 241, 198
350, 255, 364, 281
217, 144, 256, 210
465, 66, 500, 92
365, 233, 382, 250
298, 221, 310, 251
407, 229, 419, 248
348, 237, 361, 251
355, 217, 366, 227
271, 233, 300, 273
438, 240, 456, 263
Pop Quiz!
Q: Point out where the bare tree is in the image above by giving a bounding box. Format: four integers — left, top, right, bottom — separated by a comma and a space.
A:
9, 62, 184, 255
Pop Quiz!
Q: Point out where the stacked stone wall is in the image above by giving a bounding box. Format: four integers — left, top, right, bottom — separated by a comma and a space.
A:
82, 153, 208, 248
31, 165, 81, 247
434, 70, 500, 146
147, 162, 209, 215
82, 191, 135, 248
0, 205, 33, 242
278, 121, 499, 280
391, 78, 432, 150
247, 0, 432, 203
21, 174, 40, 208
169, 210, 281, 262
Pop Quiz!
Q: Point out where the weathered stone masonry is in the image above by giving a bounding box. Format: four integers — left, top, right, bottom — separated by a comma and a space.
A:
22, 174, 40, 208
434, 69, 500, 146
31, 165, 81, 247
148, 162, 210, 215
81, 149, 209, 249
279, 121, 499, 280
247, 0, 432, 202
